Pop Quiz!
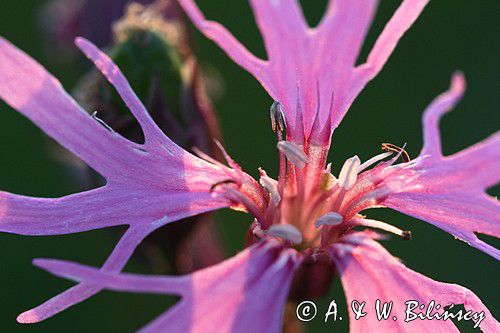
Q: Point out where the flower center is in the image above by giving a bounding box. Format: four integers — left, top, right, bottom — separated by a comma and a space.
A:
217, 102, 413, 253
256, 139, 412, 250
270, 149, 399, 246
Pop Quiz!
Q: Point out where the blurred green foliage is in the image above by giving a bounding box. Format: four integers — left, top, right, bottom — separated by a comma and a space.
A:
0, 1, 498, 332
110, 30, 183, 124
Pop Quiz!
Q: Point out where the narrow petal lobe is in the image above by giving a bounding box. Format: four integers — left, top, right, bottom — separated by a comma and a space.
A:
381, 74, 500, 259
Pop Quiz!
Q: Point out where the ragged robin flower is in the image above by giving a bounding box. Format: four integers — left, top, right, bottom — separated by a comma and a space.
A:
0, 0, 498, 332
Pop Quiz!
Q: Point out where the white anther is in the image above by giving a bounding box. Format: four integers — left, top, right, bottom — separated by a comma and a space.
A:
265, 224, 303, 244
259, 168, 281, 206
277, 141, 307, 169
315, 212, 343, 228
338, 155, 361, 190
358, 152, 393, 173
322, 163, 338, 190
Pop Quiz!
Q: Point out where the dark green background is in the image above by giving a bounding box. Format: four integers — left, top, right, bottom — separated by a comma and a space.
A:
0, 1, 498, 332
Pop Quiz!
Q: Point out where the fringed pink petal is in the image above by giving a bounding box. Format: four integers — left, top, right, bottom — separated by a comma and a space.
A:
178, 0, 427, 146
0, 37, 238, 321
358, 0, 429, 82
248, 0, 308, 60
11, 187, 231, 322
18, 225, 151, 323
420, 72, 466, 156
32, 241, 302, 332
0, 37, 141, 180
381, 74, 500, 259
386, 191, 500, 260
177, 0, 266, 81
317, 0, 378, 67
317, 0, 379, 133
74, 37, 174, 148
330, 232, 499, 332
0, 187, 225, 236
0, 187, 122, 235
384, 135, 500, 259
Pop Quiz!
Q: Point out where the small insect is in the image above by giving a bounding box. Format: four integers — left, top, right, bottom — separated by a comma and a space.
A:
381, 143, 411, 162
269, 101, 286, 133
401, 230, 412, 240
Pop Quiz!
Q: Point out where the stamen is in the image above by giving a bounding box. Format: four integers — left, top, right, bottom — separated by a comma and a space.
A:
265, 224, 303, 244
277, 141, 307, 169
315, 212, 343, 228
259, 168, 281, 206
356, 218, 412, 240
270, 101, 286, 132
358, 151, 393, 173
225, 188, 266, 223
214, 140, 243, 173
381, 143, 411, 162
338, 155, 361, 190
192, 146, 226, 168
321, 163, 338, 190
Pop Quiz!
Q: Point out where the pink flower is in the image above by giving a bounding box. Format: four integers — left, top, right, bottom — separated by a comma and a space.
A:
0, 0, 498, 331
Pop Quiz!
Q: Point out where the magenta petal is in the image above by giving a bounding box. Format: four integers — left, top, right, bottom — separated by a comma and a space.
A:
18, 285, 102, 324
32, 241, 302, 332
18, 225, 151, 323
0, 186, 229, 237
0, 37, 237, 321
16, 223, 153, 323
331, 232, 499, 332
382, 74, 500, 259
0, 187, 122, 235
176, 0, 266, 82
0, 36, 233, 189
12, 188, 229, 323
357, 0, 429, 83
385, 135, 500, 259
74, 37, 173, 148
420, 72, 466, 157
0, 37, 144, 180
178, 0, 427, 145
0, 37, 234, 231
0, 187, 214, 236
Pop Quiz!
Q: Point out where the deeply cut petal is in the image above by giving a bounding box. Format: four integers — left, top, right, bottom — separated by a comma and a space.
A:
0, 187, 225, 236
17, 224, 150, 323
178, 0, 428, 145
32, 241, 301, 332
74, 37, 175, 148
0, 37, 140, 181
381, 73, 500, 259
10, 187, 228, 322
330, 232, 499, 332
0, 37, 238, 321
